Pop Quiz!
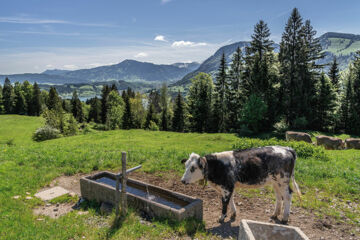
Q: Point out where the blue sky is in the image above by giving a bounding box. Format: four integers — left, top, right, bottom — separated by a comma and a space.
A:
1, 0, 359, 74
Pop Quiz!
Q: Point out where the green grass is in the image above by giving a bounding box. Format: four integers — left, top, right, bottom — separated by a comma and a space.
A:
0, 115, 359, 239
0, 115, 43, 145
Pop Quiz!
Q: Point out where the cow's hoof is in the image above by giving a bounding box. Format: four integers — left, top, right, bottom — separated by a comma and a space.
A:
280, 220, 288, 225
230, 213, 236, 222
218, 215, 226, 223
270, 215, 279, 220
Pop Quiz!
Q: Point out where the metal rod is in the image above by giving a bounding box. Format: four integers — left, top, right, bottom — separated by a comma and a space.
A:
115, 165, 142, 178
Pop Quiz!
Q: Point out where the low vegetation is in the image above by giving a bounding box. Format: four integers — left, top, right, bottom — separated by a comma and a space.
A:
0, 115, 359, 239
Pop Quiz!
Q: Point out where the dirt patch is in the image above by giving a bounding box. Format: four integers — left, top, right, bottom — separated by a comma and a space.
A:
33, 202, 75, 219
35, 171, 359, 239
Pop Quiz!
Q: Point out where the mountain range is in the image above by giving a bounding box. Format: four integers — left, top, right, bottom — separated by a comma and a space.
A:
1, 32, 360, 95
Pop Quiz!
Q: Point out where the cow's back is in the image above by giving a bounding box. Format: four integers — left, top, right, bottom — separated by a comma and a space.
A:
233, 146, 296, 185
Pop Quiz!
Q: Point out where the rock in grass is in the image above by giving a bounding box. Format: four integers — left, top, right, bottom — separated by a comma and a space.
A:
13, 195, 20, 199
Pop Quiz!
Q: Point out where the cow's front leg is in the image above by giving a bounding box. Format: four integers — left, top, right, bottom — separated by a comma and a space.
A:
218, 188, 233, 223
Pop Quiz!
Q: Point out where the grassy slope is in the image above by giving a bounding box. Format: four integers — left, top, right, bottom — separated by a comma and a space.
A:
0, 115, 359, 239
0, 115, 43, 145
325, 37, 360, 56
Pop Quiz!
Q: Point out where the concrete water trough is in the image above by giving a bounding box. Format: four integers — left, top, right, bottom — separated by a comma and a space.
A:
238, 219, 309, 240
80, 171, 203, 221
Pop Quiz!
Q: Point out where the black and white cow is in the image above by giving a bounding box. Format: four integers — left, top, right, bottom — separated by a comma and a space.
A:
180, 146, 301, 223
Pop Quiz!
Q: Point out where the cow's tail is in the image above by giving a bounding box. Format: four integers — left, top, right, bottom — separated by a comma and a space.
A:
289, 148, 302, 204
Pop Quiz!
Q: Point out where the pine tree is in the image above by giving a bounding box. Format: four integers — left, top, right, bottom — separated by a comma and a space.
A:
279, 9, 323, 128
122, 93, 134, 129
47, 87, 62, 111
100, 85, 111, 124
22, 81, 33, 115
0, 84, 3, 113
2, 77, 14, 114
213, 53, 228, 132
32, 82, 42, 116
71, 90, 84, 122
350, 51, 360, 134
111, 83, 118, 93
159, 84, 169, 131
187, 72, 214, 132
315, 73, 337, 131
242, 20, 279, 130
339, 77, 353, 132
329, 57, 340, 93
88, 97, 101, 123
172, 91, 186, 132
226, 47, 243, 131
14, 83, 27, 115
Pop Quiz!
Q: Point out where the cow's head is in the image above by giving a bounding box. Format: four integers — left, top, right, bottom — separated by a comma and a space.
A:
181, 153, 207, 185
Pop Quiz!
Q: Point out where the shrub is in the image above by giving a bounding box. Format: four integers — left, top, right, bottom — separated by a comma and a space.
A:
148, 121, 159, 131
233, 138, 328, 161
273, 118, 289, 137
32, 126, 60, 142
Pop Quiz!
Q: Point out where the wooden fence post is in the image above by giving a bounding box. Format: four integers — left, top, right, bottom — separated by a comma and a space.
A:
121, 151, 127, 216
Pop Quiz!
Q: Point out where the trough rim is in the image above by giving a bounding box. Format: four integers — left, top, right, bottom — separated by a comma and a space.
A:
81, 171, 202, 213
239, 219, 309, 240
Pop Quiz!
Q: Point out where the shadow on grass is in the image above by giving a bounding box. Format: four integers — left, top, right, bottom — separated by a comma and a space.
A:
106, 214, 127, 239
208, 220, 239, 238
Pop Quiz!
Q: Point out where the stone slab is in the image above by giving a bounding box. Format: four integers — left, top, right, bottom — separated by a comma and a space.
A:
35, 186, 69, 201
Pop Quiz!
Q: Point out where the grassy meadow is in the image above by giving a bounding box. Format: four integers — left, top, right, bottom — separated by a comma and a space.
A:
0, 115, 359, 239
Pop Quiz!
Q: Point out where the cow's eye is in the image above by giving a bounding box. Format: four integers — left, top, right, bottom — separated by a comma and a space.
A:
190, 166, 195, 172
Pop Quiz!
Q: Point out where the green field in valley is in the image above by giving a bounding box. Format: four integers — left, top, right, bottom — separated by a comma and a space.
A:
0, 115, 359, 239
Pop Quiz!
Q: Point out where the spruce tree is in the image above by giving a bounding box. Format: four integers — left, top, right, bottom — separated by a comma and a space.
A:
32, 82, 42, 116
350, 51, 360, 134
329, 57, 340, 93
315, 73, 337, 131
279, 9, 323, 128
22, 81, 33, 115
159, 84, 170, 131
187, 72, 214, 133
71, 90, 84, 122
122, 94, 134, 129
213, 53, 228, 132
339, 78, 353, 132
14, 83, 27, 115
226, 47, 243, 131
172, 91, 185, 132
100, 85, 111, 123
0, 84, 3, 113
2, 77, 14, 114
243, 20, 278, 130
88, 97, 101, 123
47, 87, 62, 111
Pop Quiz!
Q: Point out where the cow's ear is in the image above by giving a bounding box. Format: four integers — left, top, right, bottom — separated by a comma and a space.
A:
198, 157, 206, 169
181, 158, 187, 164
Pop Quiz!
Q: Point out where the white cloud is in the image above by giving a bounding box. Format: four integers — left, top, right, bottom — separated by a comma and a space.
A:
171, 40, 207, 48
134, 52, 148, 58
0, 16, 115, 27
154, 35, 167, 42
63, 64, 78, 70
45, 64, 54, 68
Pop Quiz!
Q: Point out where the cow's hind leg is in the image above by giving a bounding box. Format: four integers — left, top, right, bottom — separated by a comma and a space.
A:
281, 184, 293, 224
271, 183, 282, 220
230, 193, 237, 221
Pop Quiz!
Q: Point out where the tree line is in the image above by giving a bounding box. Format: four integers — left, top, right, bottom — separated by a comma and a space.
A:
1, 8, 360, 136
